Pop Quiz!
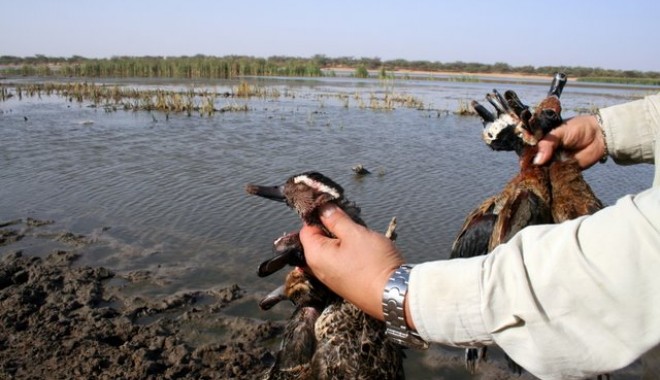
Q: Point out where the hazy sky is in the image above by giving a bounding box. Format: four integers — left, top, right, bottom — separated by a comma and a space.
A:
3, 0, 660, 72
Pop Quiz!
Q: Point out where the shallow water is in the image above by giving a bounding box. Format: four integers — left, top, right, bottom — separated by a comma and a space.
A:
0, 76, 655, 378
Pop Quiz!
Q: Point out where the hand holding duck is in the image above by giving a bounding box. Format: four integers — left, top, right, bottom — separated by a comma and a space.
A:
300, 204, 408, 324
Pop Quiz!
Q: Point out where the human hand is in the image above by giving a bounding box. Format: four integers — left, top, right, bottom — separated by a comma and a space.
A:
299, 204, 404, 320
534, 114, 608, 169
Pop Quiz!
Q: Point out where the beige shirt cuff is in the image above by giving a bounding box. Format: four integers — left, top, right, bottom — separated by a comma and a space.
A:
408, 258, 492, 347
600, 94, 659, 165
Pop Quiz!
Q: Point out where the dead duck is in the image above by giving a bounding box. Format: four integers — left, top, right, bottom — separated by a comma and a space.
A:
451, 133, 554, 375
259, 268, 331, 379
452, 73, 572, 258
246, 172, 405, 380
475, 73, 603, 222
454, 73, 603, 374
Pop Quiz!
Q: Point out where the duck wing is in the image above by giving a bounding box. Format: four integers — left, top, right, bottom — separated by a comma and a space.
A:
452, 162, 553, 259
264, 306, 318, 380
450, 195, 498, 258
490, 170, 553, 248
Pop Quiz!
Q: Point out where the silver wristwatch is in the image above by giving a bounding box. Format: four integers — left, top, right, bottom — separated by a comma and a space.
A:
382, 264, 429, 349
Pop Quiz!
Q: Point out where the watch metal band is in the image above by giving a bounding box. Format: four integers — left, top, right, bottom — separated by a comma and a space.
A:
382, 264, 429, 350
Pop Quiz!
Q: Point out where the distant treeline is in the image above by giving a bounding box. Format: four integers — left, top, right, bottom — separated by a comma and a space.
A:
2, 54, 659, 84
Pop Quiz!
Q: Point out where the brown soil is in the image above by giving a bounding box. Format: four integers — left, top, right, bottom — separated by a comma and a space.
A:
0, 220, 278, 379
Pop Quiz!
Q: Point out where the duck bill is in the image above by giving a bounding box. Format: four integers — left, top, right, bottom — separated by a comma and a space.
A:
245, 184, 286, 202
471, 100, 495, 123
258, 253, 291, 277
259, 284, 288, 310
257, 232, 305, 277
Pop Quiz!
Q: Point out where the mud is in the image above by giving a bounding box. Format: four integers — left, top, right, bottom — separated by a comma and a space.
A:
0, 219, 278, 379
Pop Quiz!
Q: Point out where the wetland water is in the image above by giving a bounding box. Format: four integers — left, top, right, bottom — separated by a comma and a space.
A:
0, 76, 656, 378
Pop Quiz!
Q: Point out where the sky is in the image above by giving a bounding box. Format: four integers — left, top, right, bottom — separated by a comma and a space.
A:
2, 0, 660, 72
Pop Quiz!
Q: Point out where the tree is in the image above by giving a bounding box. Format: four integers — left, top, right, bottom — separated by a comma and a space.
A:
354, 65, 369, 78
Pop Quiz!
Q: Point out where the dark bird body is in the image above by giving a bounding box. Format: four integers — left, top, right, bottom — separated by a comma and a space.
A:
260, 269, 328, 380
548, 153, 604, 222
247, 172, 405, 380
452, 147, 553, 259
454, 74, 603, 374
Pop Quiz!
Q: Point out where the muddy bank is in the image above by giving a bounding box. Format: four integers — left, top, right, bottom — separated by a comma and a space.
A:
0, 218, 512, 380
0, 220, 278, 379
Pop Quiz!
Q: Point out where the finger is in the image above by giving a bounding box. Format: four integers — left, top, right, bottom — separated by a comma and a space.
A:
301, 222, 324, 235
299, 223, 341, 280
299, 223, 336, 250
572, 145, 601, 170
534, 132, 561, 165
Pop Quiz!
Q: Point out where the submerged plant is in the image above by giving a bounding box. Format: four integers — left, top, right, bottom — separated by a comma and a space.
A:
3, 82, 261, 116
455, 99, 475, 116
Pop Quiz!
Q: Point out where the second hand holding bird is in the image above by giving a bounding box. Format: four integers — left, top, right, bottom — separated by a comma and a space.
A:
535, 114, 608, 169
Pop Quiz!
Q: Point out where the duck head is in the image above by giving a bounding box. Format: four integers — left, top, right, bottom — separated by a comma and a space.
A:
246, 171, 345, 226
473, 89, 527, 153
247, 171, 363, 277
259, 268, 334, 378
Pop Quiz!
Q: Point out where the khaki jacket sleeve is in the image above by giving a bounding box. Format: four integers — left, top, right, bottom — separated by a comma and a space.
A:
408, 93, 660, 379
600, 93, 660, 185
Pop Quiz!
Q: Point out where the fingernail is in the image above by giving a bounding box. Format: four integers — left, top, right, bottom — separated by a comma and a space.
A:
533, 153, 542, 165
321, 204, 336, 218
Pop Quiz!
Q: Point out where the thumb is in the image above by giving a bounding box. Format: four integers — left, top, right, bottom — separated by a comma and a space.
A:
534, 128, 563, 165
318, 204, 364, 239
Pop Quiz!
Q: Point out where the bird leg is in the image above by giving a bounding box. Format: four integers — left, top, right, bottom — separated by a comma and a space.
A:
528, 72, 568, 137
